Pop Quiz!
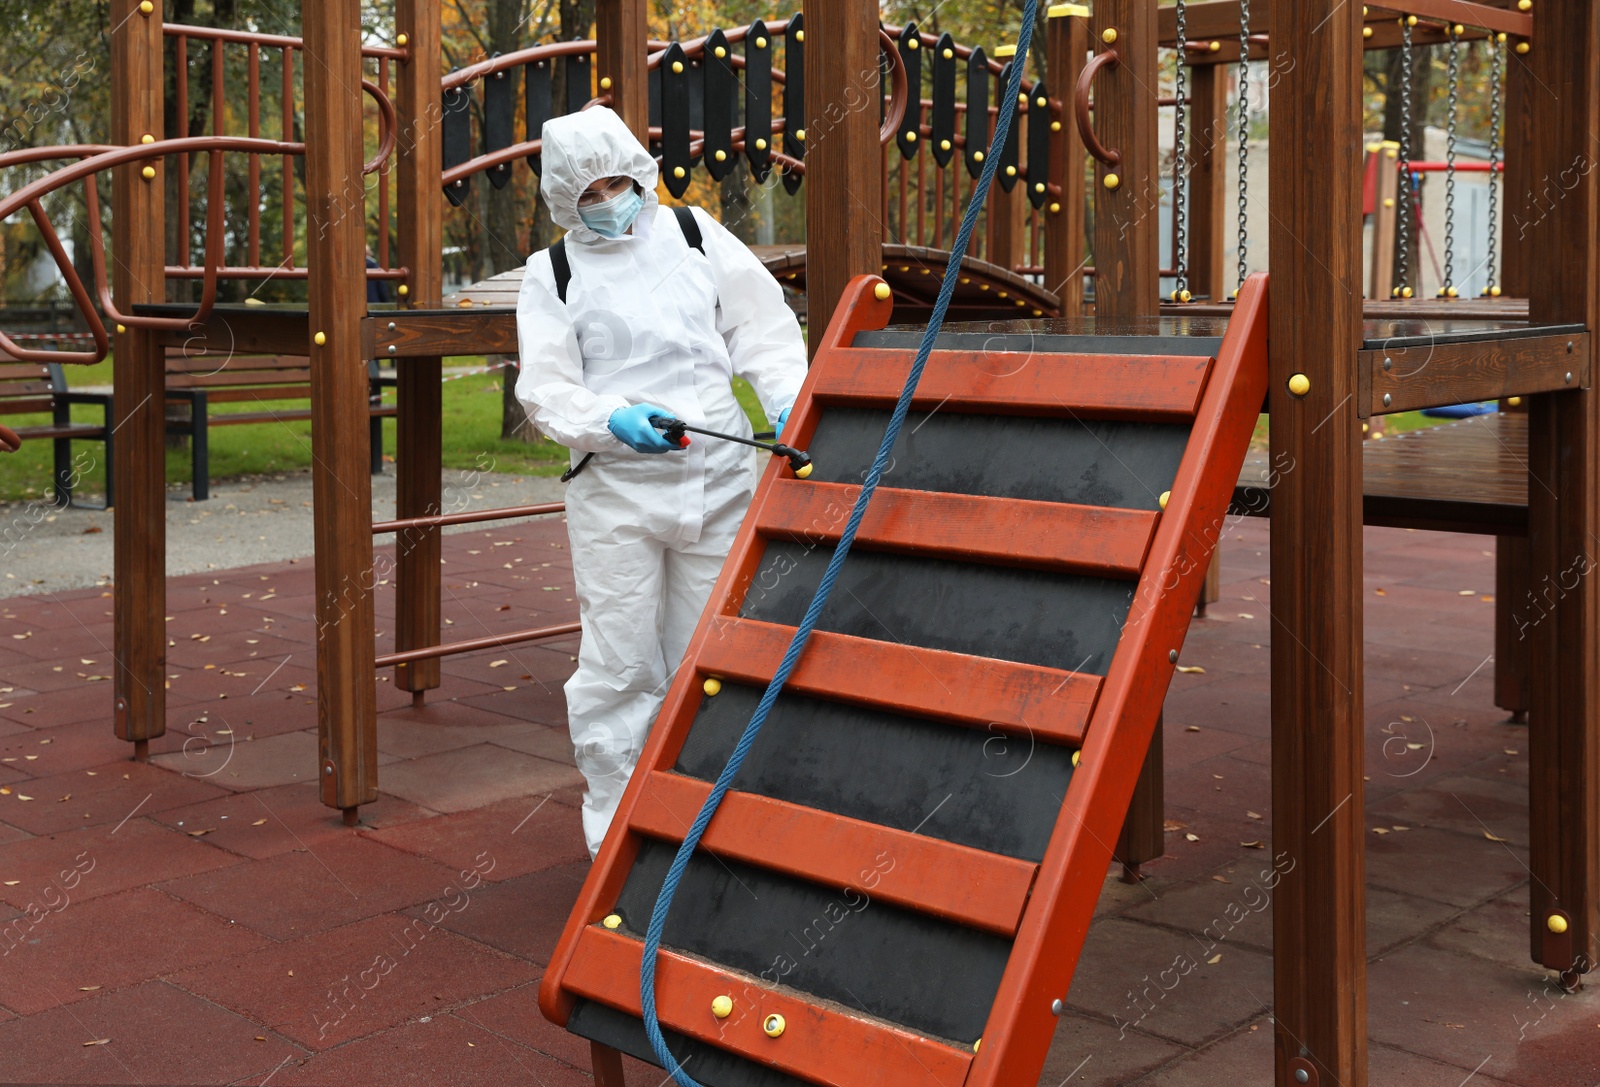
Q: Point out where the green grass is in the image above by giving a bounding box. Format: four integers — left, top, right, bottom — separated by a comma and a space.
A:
0, 355, 774, 504
1248, 407, 1460, 450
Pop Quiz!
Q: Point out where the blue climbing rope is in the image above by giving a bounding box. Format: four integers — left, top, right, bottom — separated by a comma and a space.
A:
639, 3, 1040, 1080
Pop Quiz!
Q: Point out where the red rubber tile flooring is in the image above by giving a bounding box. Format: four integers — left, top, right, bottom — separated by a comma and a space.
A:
0, 516, 1594, 1086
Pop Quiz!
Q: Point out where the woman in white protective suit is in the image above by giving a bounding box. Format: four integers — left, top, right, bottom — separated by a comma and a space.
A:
515, 107, 807, 858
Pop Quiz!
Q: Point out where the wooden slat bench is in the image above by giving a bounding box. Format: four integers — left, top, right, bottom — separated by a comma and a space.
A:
0, 358, 115, 509
165, 353, 397, 500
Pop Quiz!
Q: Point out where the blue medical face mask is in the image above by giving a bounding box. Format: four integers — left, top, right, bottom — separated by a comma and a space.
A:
579, 186, 644, 238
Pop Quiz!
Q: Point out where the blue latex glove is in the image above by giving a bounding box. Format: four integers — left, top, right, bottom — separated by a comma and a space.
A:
608, 403, 679, 454
776, 407, 791, 435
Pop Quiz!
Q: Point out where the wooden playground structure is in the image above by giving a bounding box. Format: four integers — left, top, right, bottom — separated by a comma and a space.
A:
1, 0, 1597, 1084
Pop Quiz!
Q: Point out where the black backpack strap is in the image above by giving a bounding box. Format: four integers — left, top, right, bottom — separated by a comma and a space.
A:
549, 238, 572, 304
673, 205, 705, 254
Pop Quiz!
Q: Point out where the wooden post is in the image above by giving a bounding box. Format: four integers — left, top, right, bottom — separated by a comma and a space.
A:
803, 0, 881, 357
1269, 2, 1368, 1084
392, 0, 444, 703
1044, 7, 1087, 314
1517, 1, 1600, 985
1367, 142, 1399, 299
1114, 714, 1164, 881
595, 0, 648, 140
110, 0, 167, 761
304, 0, 380, 823
1186, 61, 1228, 302
1089, 0, 1157, 320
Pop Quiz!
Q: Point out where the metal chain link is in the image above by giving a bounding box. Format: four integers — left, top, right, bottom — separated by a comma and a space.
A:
1173, 0, 1190, 301
1484, 34, 1503, 296
1395, 16, 1413, 298
1442, 24, 1460, 297
1236, 0, 1250, 296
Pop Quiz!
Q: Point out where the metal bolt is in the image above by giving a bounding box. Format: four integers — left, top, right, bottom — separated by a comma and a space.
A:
1382, 357, 1392, 371
387, 322, 396, 331
495, 70, 504, 79
1295, 1072, 1310, 1085
1568, 341, 1575, 353
324, 766, 333, 775
1382, 393, 1392, 407
1050, 998, 1064, 1015
387, 345, 397, 355
1567, 372, 1574, 384
1169, 650, 1178, 663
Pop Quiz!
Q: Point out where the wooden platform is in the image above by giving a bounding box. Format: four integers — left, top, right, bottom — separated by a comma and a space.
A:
1235, 412, 1530, 536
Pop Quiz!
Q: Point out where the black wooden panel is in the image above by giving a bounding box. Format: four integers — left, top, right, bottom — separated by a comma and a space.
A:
703, 29, 736, 181
647, 63, 662, 155
804, 408, 1190, 511
483, 63, 514, 190
565, 48, 592, 114
614, 840, 1010, 1044
996, 61, 1019, 193
896, 21, 922, 160
568, 1001, 811, 1087
930, 32, 957, 168
687, 55, 705, 165
965, 47, 990, 179
441, 82, 472, 207
677, 684, 1076, 861
524, 59, 552, 173
745, 20, 773, 183
739, 544, 1134, 674
782, 13, 804, 195
660, 43, 692, 198
1027, 79, 1051, 208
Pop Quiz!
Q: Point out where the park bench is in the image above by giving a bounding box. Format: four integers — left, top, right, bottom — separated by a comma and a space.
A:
0, 356, 114, 509
164, 352, 397, 501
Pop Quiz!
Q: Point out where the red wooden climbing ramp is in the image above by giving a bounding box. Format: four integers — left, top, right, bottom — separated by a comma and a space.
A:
537, 271, 1270, 1087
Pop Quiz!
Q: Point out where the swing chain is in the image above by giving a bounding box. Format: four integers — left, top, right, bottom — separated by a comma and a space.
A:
1236, 0, 1250, 296
1484, 33, 1503, 296
1442, 23, 1460, 297
1395, 15, 1413, 298
1173, 0, 1190, 302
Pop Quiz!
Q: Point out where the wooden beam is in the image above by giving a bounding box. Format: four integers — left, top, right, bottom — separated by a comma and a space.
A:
1186, 62, 1229, 301
303, 0, 379, 819
802, 0, 883, 356
110, 0, 167, 759
1518, 0, 1600, 984
1090, 0, 1158, 320
393, 0, 445, 700
595, 0, 648, 141
1268, 2, 1368, 1085
1043, 7, 1087, 313
1360, 333, 1590, 417
1157, 0, 1531, 43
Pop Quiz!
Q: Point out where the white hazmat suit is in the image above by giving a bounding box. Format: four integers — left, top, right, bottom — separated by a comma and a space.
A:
515, 108, 807, 857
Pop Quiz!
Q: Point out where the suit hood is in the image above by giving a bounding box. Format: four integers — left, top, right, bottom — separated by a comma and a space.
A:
539, 107, 661, 244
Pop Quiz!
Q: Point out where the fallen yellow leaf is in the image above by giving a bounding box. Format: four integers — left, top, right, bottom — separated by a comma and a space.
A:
1485, 830, 1509, 843
252, 819, 267, 826
83, 1039, 110, 1047
1207, 954, 1222, 964
1176, 665, 1206, 674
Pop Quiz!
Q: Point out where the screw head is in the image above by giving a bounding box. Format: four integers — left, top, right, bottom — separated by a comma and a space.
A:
703, 677, 722, 696
1548, 913, 1570, 934
602, 913, 622, 929
1295, 1072, 1310, 1085
1101, 27, 1118, 44
1103, 172, 1120, 190
1169, 650, 1179, 663
387, 321, 397, 331
396, 33, 408, 46
387, 345, 397, 355
1566, 372, 1574, 384
1158, 490, 1171, 510
711, 995, 733, 1018
1383, 357, 1392, 371
1051, 998, 1064, 1015
874, 283, 892, 301
763, 1013, 786, 1037
1382, 393, 1392, 407
313, 332, 327, 346
1288, 373, 1311, 397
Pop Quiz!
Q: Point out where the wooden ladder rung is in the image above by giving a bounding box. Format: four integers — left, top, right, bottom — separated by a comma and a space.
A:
757, 480, 1157, 576
699, 617, 1100, 742
565, 927, 974, 1087
632, 771, 1038, 936
810, 348, 1214, 421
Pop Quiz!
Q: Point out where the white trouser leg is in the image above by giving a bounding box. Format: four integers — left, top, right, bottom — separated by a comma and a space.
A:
565, 518, 669, 858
